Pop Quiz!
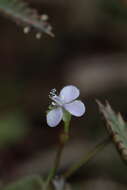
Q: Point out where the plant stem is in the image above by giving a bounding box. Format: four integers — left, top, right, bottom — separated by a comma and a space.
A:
45, 126, 69, 186
63, 137, 111, 179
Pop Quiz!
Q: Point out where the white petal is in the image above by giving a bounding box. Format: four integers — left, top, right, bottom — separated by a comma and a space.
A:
64, 100, 86, 117
59, 85, 80, 103
47, 107, 63, 127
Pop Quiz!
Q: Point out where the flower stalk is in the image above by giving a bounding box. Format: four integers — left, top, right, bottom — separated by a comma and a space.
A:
45, 117, 71, 187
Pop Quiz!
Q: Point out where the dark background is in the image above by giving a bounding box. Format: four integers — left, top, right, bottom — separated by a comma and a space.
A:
0, 0, 127, 189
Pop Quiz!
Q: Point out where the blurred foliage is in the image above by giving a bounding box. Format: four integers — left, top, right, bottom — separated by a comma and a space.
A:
0, 111, 28, 148
0, 0, 54, 37
100, 0, 127, 21
2, 175, 72, 190
2, 175, 44, 190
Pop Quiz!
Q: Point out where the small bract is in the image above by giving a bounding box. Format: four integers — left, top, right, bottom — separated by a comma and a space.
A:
46, 85, 86, 127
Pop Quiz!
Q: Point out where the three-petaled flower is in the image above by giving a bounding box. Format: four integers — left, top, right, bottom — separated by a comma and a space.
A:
46, 85, 86, 127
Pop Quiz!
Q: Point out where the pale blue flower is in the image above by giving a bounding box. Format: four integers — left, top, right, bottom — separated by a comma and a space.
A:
47, 85, 86, 127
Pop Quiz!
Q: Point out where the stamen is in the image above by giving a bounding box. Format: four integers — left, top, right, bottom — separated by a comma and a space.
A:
49, 88, 63, 106
49, 88, 57, 97
52, 88, 57, 93
51, 102, 56, 106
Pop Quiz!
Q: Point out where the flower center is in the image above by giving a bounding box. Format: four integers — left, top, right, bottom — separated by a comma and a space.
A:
49, 88, 63, 106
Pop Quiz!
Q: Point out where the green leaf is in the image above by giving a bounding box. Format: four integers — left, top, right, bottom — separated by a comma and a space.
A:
97, 100, 127, 162
0, 0, 54, 37
2, 175, 45, 190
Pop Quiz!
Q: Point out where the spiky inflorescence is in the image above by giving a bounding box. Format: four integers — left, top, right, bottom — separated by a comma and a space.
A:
0, 0, 54, 37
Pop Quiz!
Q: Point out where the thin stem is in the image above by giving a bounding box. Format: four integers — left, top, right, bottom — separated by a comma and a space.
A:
63, 137, 111, 179
45, 124, 69, 187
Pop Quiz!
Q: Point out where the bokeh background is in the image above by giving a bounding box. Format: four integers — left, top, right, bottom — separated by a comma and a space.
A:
0, 0, 127, 189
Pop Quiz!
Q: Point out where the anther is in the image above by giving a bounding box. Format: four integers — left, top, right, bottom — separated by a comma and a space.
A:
49, 92, 56, 97
52, 88, 57, 93
52, 102, 56, 106
50, 88, 57, 96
